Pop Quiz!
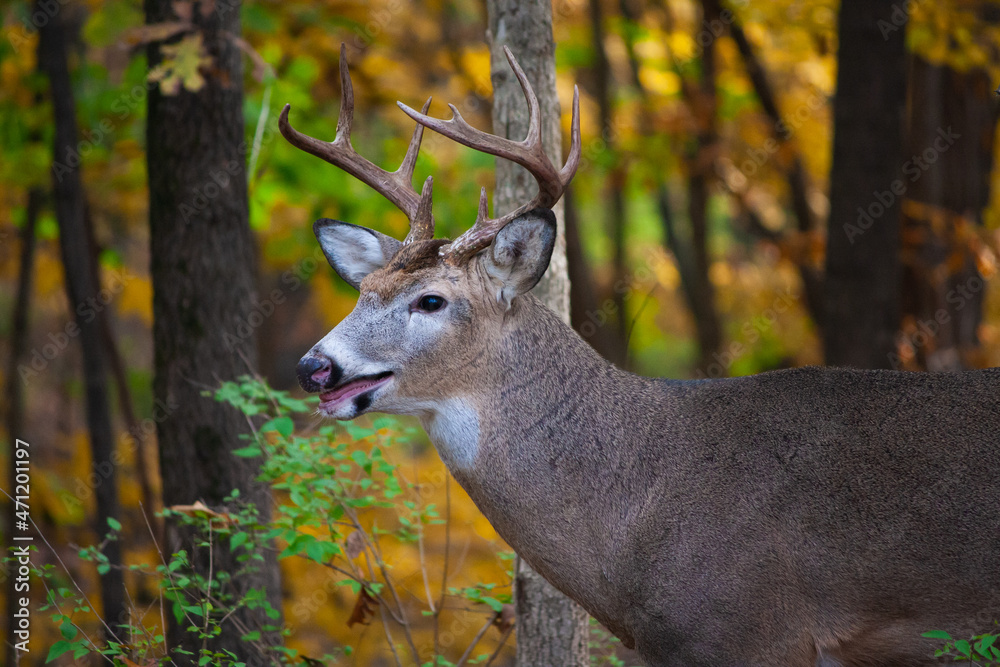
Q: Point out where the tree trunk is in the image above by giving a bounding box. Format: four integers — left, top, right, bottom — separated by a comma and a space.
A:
4, 188, 40, 665
729, 20, 825, 330
898, 55, 997, 370
85, 205, 160, 538
681, 0, 724, 374
588, 0, 629, 365
566, 190, 625, 361
144, 0, 283, 662
823, 0, 907, 368
38, 8, 126, 636
485, 1, 590, 664
618, 0, 724, 376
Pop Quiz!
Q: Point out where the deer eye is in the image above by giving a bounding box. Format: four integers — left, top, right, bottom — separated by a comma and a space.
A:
414, 294, 447, 313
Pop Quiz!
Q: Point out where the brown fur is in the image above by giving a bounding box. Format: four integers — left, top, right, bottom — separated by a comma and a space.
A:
360, 238, 451, 300
308, 220, 998, 667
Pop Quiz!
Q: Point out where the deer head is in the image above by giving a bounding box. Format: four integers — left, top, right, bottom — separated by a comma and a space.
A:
282, 45, 580, 421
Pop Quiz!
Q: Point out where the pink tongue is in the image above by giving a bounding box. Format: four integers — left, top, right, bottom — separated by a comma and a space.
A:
321, 376, 388, 404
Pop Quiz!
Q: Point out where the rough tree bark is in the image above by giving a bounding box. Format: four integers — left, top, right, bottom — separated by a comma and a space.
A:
144, 0, 283, 662
38, 8, 126, 635
823, 0, 908, 367
485, 1, 590, 664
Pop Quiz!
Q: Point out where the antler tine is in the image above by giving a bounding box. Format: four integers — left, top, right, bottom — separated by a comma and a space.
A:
401, 97, 435, 244
505, 46, 543, 159
398, 46, 582, 263
404, 175, 435, 244
397, 47, 558, 197
334, 43, 354, 144
476, 187, 489, 224
562, 85, 582, 187
400, 97, 432, 183
279, 43, 435, 244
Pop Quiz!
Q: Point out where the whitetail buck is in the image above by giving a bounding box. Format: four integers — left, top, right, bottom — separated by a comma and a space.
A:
280, 46, 1000, 667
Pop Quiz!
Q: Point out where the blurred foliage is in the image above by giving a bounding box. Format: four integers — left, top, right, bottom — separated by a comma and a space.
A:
2, 0, 1000, 663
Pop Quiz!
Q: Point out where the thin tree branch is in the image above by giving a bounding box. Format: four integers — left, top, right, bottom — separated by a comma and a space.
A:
455, 611, 501, 667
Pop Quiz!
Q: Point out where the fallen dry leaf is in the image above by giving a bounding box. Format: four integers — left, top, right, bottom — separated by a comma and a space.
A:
345, 530, 366, 559
168, 500, 235, 526
495, 604, 515, 633
346, 587, 378, 628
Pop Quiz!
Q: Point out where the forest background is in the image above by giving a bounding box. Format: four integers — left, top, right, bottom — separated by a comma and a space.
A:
2, 0, 1000, 664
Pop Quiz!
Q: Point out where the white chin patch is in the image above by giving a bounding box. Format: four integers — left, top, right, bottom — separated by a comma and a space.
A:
317, 401, 359, 421
424, 398, 480, 469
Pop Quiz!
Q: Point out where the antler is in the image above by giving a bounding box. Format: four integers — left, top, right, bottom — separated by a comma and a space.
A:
279, 44, 435, 244
398, 46, 581, 263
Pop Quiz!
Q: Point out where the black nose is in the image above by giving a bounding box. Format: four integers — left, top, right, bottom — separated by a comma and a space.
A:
296, 355, 342, 393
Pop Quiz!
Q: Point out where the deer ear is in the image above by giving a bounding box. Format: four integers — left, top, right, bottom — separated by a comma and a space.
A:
314, 219, 402, 291
481, 208, 556, 308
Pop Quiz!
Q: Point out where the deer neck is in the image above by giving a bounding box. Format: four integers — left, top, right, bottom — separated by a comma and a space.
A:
418, 294, 676, 622
421, 293, 622, 472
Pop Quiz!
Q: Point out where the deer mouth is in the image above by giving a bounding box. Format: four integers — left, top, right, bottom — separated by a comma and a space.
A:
319, 371, 394, 409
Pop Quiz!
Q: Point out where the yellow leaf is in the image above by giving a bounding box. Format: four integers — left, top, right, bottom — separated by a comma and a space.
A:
668, 31, 696, 62
639, 67, 681, 97
148, 33, 210, 95
118, 274, 153, 325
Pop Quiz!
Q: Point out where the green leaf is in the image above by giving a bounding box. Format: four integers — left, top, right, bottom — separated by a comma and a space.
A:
46, 640, 74, 662
230, 531, 248, 550
350, 450, 370, 473
976, 634, 997, 657
481, 596, 504, 612
59, 619, 77, 640
954, 639, 972, 657
106, 517, 122, 532
922, 630, 952, 640
184, 604, 205, 617
372, 417, 394, 430
304, 538, 340, 564
263, 416, 294, 438
233, 446, 262, 458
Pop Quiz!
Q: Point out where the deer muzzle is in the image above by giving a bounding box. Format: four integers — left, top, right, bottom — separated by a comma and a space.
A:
296, 354, 342, 393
